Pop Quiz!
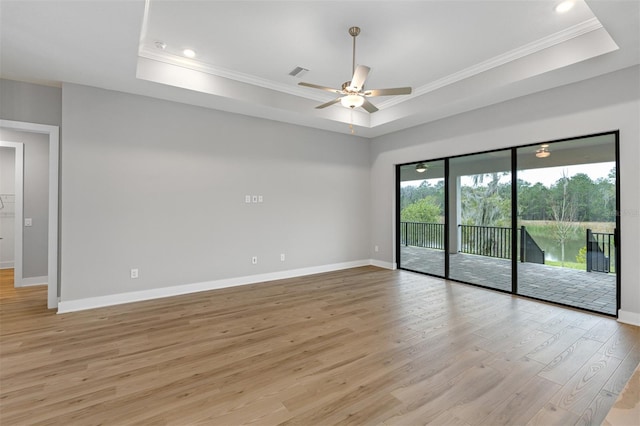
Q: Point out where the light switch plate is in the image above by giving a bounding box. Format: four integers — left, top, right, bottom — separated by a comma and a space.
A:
25, 218, 33, 227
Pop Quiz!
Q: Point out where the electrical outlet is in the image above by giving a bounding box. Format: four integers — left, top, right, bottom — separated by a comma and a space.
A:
24, 218, 33, 227
252, 195, 258, 203
258, 195, 263, 203
252, 256, 258, 265
245, 195, 251, 203
130, 268, 139, 279
280, 253, 285, 261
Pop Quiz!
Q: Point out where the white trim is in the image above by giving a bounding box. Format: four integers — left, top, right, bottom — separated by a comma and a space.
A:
0, 141, 24, 287
370, 259, 395, 270
57, 260, 371, 314
0, 120, 59, 310
617, 310, 640, 327
21, 276, 47, 287
0, 262, 15, 269
138, 48, 332, 104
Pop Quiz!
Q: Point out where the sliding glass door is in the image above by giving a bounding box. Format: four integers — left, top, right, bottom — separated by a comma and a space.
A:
449, 151, 512, 291
398, 160, 445, 276
396, 132, 619, 316
516, 134, 618, 314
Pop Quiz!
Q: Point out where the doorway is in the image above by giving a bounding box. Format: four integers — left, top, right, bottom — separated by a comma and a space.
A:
0, 143, 24, 287
0, 120, 59, 309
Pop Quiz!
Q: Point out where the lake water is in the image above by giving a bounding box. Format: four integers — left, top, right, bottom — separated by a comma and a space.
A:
531, 235, 585, 263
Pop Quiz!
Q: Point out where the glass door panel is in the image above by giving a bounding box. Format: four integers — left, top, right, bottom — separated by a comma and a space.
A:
449, 151, 512, 291
398, 160, 445, 276
516, 134, 618, 315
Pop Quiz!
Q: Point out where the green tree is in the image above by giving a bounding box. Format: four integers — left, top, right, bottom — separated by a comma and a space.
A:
400, 180, 445, 213
566, 173, 594, 221
518, 180, 550, 220
401, 196, 441, 223
461, 173, 511, 226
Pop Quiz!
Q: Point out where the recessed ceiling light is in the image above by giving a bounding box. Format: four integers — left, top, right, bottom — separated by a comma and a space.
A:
183, 49, 196, 58
555, 1, 575, 13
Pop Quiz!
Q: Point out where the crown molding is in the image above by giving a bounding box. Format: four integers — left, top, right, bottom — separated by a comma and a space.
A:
138, 46, 332, 103
375, 17, 604, 109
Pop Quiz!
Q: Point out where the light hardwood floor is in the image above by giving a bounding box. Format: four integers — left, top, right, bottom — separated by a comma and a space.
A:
1, 266, 638, 425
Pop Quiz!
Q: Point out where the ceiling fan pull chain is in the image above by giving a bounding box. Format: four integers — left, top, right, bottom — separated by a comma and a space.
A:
350, 108, 355, 134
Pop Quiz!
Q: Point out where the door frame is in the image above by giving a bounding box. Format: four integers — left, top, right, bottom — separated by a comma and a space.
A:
0, 120, 59, 309
0, 142, 24, 285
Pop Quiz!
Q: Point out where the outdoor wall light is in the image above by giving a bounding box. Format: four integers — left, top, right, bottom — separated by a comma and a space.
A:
535, 144, 551, 158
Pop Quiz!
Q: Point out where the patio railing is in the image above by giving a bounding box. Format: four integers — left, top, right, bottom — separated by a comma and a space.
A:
587, 229, 615, 273
400, 222, 445, 250
520, 226, 545, 264
401, 222, 616, 273
459, 224, 513, 260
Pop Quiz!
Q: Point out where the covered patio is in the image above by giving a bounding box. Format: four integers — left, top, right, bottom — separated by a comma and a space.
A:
400, 246, 617, 315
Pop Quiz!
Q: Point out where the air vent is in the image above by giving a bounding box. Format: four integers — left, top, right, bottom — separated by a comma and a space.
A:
288, 66, 309, 78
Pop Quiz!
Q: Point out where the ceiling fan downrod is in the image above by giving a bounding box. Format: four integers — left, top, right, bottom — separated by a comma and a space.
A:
349, 26, 360, 78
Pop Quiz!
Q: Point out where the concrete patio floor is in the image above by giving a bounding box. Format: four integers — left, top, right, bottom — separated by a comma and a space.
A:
400, 246, 617, 315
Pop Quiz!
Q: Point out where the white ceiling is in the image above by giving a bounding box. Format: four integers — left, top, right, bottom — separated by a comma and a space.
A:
1, 1, 638, 138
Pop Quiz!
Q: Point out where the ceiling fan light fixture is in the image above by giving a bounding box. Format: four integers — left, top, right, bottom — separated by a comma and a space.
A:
341, 94, 364, 109
415, 163, 428, 173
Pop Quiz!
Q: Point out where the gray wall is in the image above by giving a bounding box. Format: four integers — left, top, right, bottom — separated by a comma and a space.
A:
370, 65, 640, 318
60, 83, 371, 300
0, 129, 50, 278
0, 79, 62, 126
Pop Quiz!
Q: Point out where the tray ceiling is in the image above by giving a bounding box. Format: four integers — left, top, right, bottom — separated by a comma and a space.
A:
1, 1, 639, 138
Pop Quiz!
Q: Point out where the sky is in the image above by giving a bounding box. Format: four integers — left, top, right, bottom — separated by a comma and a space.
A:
402, 161, 615, 188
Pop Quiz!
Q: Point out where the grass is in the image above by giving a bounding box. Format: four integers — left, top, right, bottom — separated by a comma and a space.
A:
519, 220, 616, 236
544, 260, 585, 270
544, 259, 616, 274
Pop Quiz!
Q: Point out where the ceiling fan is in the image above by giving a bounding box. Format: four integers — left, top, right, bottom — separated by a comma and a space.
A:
299, 26, 412, 113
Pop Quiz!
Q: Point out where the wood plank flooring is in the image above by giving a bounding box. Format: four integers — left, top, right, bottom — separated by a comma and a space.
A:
1, 266, 638, 425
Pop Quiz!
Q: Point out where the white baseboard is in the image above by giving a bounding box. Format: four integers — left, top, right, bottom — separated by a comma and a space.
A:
0, 261, 15, 269
20, 276, 47, 287
370, 259, 395, 270
618, 310, 640, 327
57, 259, 376, 314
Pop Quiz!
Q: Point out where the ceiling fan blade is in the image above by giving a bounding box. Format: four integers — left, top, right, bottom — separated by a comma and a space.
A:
299, 82, 343, 94
364, 87, 412, 97
348, 65, 370, 91
315, 98, 342, 109
361, 98, 379, 113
